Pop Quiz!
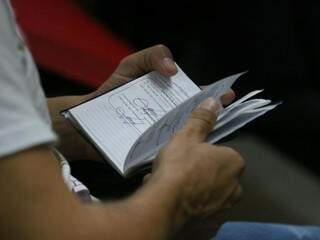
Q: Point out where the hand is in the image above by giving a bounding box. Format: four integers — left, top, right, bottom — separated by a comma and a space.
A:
150, 97, 245, 219
87, 44, 178, 99
86, 44, 235, 105
70, 44, 234, 161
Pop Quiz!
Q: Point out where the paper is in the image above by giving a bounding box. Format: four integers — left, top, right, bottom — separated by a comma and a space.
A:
68, 67, 200, 173
124, 76, 279, 173
208, 104, 279, 143
62, 65, 280, 176
124, 72, 246, 171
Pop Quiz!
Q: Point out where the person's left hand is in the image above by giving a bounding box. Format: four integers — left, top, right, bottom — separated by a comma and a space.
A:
86, 44, 178, 99
85, 44, 235, 105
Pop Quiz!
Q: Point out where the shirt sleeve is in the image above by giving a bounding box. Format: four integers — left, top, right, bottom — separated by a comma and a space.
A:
0, 2, 57, 158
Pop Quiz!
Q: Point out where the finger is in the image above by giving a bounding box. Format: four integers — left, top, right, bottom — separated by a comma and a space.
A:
229, 185, 243, 206
180, 98, 220, 142
221, 90, 235, 105
199, 86, 235, 106
116, 44, 177, 79
223, 185, 243, 209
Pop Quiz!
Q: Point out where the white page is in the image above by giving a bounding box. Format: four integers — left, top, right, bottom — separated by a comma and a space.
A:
68, 66, 200, 174
215, 98, 271, 129
218, 89, 264, 120
123, 104, 279, 175
208, 104, 279, 143
124, 72, 246, 171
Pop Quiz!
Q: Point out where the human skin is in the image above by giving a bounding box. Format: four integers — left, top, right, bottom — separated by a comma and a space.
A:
0, 96, 244, 240
0, 45, 244, 239
47, 45, 235, 161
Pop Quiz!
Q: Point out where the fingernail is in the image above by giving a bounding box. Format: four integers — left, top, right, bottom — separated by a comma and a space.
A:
162, 57, 177, 73
199, 98, 220, 114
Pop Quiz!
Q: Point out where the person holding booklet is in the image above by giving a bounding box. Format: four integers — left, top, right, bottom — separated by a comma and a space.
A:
4, 1, 313, 239
0, 1, 245, 239
61, 64, 277, 177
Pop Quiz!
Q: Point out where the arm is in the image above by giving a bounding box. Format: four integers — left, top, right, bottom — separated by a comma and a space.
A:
0, 146, 184, 240
0, 98, 244, 240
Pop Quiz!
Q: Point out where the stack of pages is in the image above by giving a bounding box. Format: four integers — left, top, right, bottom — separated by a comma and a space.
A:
62, 65, 279, 176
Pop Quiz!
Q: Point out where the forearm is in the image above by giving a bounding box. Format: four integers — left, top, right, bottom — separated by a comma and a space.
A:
0, 147, 185, 240
117, 173, 185, 239
54, 178, 184, 240
47, 95, 100, 161
31, 179, 184, 240
92, 177, 184, 240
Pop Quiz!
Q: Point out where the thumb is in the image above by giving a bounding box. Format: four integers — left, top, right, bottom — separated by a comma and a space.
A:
181, 98, 220, 142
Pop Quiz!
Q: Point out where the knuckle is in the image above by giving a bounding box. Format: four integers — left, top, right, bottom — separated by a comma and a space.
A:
155, 44, 173, 59
220, 147, 245, 170
156, 44, 170, 52
143, 50, 152, 68
229, 185, 243, 206
234, 185, 243, 201
190, 109, 214, 129
119, 55, 130, 66
226, 147, 242, 161
202, 144, 217, 158
162, 132, 190, 153
218, 146, 235, 157
172, 130, 189, 141
233, 153, 245, 170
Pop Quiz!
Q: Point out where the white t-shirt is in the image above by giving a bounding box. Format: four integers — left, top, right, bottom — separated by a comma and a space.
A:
0, 0, 96, 202
0, 0, 56, 157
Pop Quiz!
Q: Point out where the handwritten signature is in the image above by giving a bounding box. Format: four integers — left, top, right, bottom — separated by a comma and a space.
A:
133, 98, 164, 121
115, 107, 144, 125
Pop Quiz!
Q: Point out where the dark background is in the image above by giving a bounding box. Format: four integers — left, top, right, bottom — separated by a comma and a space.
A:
41, 0, 320, 196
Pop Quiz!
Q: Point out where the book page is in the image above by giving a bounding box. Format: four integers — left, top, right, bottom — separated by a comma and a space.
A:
124, 97, 279, 174
208, 104, 279, 143
218, 89, 264, 119
215, 98, 271, 129
68, 66, 200, 173
124, 72, 246, 172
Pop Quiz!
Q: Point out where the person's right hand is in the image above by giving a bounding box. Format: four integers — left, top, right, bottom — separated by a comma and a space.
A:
151, 97, 245, 220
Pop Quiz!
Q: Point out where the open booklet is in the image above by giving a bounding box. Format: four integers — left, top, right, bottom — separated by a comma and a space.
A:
61, 65, 279, 177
